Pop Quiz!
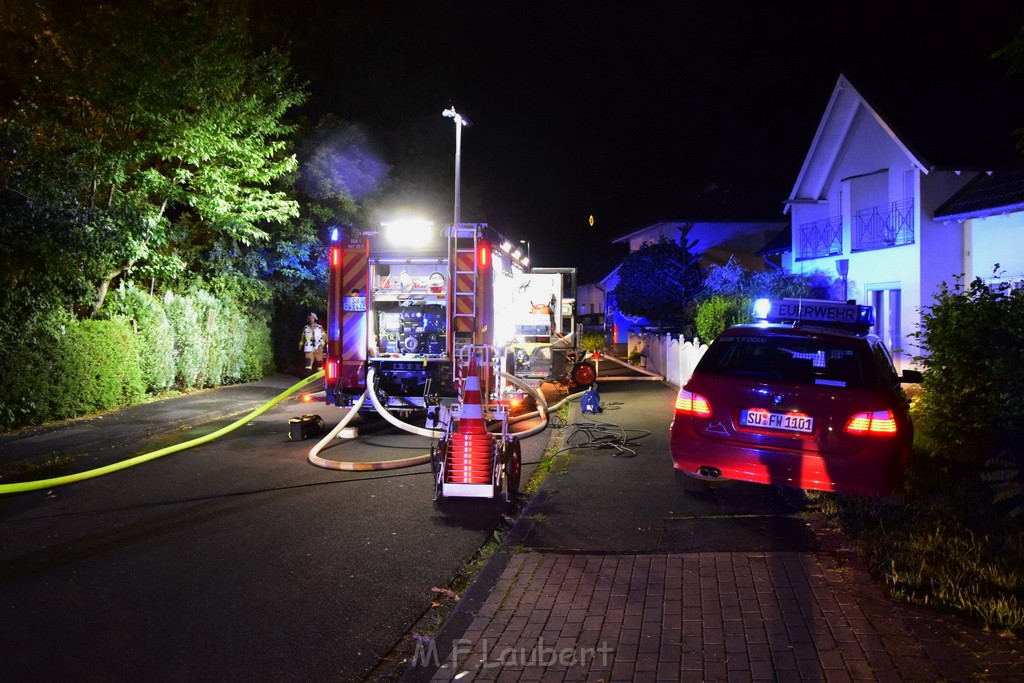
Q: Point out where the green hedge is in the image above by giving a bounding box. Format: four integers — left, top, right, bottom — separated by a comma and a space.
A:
0, 286, 276, 432
56, 318, 147, 416
240, 318, 275, 381
107, 284, 176, 391
0, 308, 74, 428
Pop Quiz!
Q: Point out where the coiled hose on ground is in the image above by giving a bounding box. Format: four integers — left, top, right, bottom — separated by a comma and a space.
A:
305, 367, 582, 471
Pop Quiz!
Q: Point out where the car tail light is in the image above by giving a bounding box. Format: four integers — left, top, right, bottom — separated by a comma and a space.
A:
675, 389, 711, 417
844, 409, 897, 435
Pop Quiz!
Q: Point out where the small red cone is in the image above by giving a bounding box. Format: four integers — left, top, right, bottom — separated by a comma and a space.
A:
447, 355, 493, 483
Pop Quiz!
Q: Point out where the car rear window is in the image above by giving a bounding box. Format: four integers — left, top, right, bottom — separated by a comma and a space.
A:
696, 333, 869, 388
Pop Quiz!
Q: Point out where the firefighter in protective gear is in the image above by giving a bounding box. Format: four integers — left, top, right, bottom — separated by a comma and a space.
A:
300, 313, 325, 372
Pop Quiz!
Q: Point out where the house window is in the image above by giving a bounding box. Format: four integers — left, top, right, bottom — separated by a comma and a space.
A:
903, 170, 914, 201
845, 169, 914, 251
848, 170, 887, 215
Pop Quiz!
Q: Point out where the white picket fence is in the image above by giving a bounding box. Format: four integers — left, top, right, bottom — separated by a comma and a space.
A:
626, 333, 709, 387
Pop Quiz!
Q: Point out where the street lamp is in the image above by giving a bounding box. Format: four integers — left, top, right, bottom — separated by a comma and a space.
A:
442, 107, 469, 225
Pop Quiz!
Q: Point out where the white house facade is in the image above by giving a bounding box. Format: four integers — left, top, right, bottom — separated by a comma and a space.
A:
785, 74, 1014, 370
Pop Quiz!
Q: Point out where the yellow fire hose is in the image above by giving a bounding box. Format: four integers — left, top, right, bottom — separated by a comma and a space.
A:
0, 365, 580, 494
0, 371, 325, 496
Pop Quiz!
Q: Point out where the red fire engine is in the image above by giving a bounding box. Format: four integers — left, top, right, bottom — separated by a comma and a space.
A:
321, 221, 591, 500
324, 221, 592, 412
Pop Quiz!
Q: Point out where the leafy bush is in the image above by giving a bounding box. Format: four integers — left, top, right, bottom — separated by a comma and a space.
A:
191, 290, 229, 387
220, 304, 249, 383
165, 292, 206, 388
695, 295, 752, 342
105, 284, 273, 392
26, 318, 146, 420
189, 288, 272, 386
0, 308, 75, 430
697, 260, 836, 341
61, 319, 146, 414
749, 268, 835, 300
578, 330, 607, 353
612, 235, 704, 332
240, 318, 275, 381
107, 284, 175, 392
704, 258, 835, 300
910, 275, 1024, 464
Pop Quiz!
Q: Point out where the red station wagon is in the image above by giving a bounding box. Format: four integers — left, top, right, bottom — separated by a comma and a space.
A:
670, 299, 922, 497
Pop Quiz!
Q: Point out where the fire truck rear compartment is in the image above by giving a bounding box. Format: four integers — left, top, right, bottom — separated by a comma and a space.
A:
374, 359, 456, 401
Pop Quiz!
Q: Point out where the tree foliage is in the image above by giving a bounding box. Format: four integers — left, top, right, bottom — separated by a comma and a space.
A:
0, 0, 306, 315
612, 230, 704, 332
274, 116, 391, 311
695, 258, 835, 341
703, 257, 835, 300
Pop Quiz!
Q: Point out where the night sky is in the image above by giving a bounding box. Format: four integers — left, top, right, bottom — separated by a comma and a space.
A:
266, 1, 1024, 274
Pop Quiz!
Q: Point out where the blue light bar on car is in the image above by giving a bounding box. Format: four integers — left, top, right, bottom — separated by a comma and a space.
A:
753, 298, 875, 327
753, 298, 772, 320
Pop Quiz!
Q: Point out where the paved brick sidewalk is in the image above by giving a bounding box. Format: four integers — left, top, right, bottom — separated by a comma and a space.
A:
422, 550, 1024, 682
394, 380, 1024, 682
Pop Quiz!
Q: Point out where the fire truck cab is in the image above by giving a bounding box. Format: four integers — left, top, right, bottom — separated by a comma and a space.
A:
324, 221, 576, 414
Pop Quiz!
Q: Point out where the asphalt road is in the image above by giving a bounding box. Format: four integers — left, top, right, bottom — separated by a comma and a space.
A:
517, 379, 822, 555
1, 370, 821, 681
0, 395, 548, 681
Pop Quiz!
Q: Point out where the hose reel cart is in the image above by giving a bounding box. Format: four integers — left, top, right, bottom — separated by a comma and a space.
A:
431, 348, 521, 502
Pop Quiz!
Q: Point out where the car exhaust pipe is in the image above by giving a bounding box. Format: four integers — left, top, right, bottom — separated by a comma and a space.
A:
698, 466, 721, 478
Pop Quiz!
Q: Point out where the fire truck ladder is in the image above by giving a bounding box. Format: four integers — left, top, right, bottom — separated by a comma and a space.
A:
450, 224, 492, 401
450, 223, 479, 352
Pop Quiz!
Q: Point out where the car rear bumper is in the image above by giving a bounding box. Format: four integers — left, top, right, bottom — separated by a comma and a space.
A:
670, 421, 907, 497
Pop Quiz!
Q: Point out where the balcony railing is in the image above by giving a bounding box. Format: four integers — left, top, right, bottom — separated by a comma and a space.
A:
797, 215, 842, 260
852, 198, 914, 251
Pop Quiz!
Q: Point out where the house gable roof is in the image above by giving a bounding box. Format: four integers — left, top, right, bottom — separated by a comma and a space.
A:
787, 67, 1023, 214
934, 164, 1024, 221
787, 74, 926, 212
758, 226, 792, 256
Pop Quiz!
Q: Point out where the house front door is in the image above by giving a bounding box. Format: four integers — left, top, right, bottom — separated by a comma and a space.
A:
870, 286, 904, 369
